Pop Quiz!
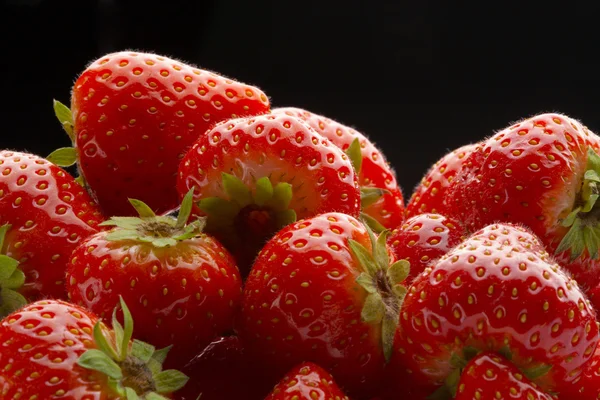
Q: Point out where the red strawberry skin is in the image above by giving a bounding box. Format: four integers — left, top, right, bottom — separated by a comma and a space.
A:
239, 212, 396, 398
391, 223, 598, 395
176, 336, 274, 400
455, 352, 557, 400
445, 113, 600, 289
561, 343, 600, 399
265, 362, 349, 400
0, 151, 104, 301
405, 143, 476, 218
71, 51, 270, 217
66, 230, 242, 365
387, 213, 466, 282
0, 300, 109, 398
272, 107, 405, 229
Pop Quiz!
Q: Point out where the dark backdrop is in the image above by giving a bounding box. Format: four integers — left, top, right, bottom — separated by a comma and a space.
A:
2, 0, 599, 197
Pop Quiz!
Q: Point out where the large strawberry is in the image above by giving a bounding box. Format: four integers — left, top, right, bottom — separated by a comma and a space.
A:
405, 143, 477, 218
0, 298, 188, 399
0, 150, 104, 316
390, 223, 598, 396
239, 212, 409, 398
387, 213, 466, 283
272, 107, 405, 230
66, 189, 242, 366
454, 352, 557, 400
51, 51, 270, 217
445, 113, 600, 290
176, 114, 361, 274
265, 362, 350, 400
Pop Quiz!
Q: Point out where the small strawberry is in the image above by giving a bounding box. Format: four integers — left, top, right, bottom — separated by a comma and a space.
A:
0, 150, 104, 316
405, 143, 477, 218
390, 223, 598, 396
387, 213, 466, 282
176, 335, 274, 400
177, 114, 361, 274
444, 113, 600, 290
66, 189, 242, 365
272, 107, 405, 230
454, 352, 557, 400
561, 343, 600, 399
0, 298, 188, 399
265, 362, 349, 400
51, 51, 270, 217
239, 212, 409, 398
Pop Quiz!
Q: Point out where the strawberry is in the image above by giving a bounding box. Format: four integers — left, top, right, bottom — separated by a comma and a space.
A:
558, 344, 600, 399
239, 212, 409, 398
66, 189, 242, 366
387, 213, 466, 283
0, 298, 188, 399
272, 107, 405, 230
444, 113, 600, 290
265, 362, 349, 400
405, 143, 477, 218
454, 352, 557, 400
51, 51, 270, 217
176, 114, 361, 274
176, 335, 274, 400
0, 150, 104, 317
390, 223, 598, 396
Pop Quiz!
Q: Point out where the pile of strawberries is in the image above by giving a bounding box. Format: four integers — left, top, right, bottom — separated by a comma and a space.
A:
0, 51, 599, 400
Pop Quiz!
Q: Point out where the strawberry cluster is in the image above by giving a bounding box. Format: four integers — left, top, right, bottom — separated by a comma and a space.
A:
0, 51, 599, 400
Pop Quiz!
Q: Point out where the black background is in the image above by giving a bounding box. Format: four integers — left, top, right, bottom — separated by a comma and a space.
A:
2, 0, 599, 198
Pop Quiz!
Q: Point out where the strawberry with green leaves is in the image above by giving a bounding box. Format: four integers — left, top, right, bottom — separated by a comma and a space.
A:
0, 298, 188, 399
177, 114, 361, 274
52, 51, 270, 217
239, 212, 409, 398
265, 362, 349, 400
272, 107, 405, 230
445, 113, 600, 289
405, 143, 477, 218
66, 189, 242, 365
454, 353, 557, 400
0, 150, 104, 317
390, 223, 598, 397
387, 213, 466, 283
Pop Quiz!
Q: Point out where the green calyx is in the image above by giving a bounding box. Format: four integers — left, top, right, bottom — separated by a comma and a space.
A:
78, 297, 188, 399
0, 224, 27, 318
427, 347, 552, 400
556, 148, 600, 261
99, 188, 205, 248
351, 225, 410, 363
198, 172, 296, 239
50, 100, 87, 186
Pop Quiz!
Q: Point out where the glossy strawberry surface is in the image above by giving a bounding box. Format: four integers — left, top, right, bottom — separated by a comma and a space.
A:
265, 362, 349, 400
66, 230, 242, 365
391, 223, 598, 396
387, 213, 466, 282
455, 352, 557, 400
0, 151, 104, 302
272, 107, 405, 229
70, 51, 270, 216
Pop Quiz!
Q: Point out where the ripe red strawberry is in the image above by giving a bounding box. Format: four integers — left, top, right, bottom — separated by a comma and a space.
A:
52, 51, 270, 217
265, 362, 349, 400
272, 107, 405, 230
454, 352, 557, 400
176, 335, 275, 400
387, 213, 466, 282
405, 143, 477, 218
445, 113, 600, 290
66, 189, 242, 366
390, 223, 598, 396
0, 298, 188, 399
239, 212, 409, 398
176, 114, 361, 274
559, 344, 600, 399
0, 150, 104, 317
